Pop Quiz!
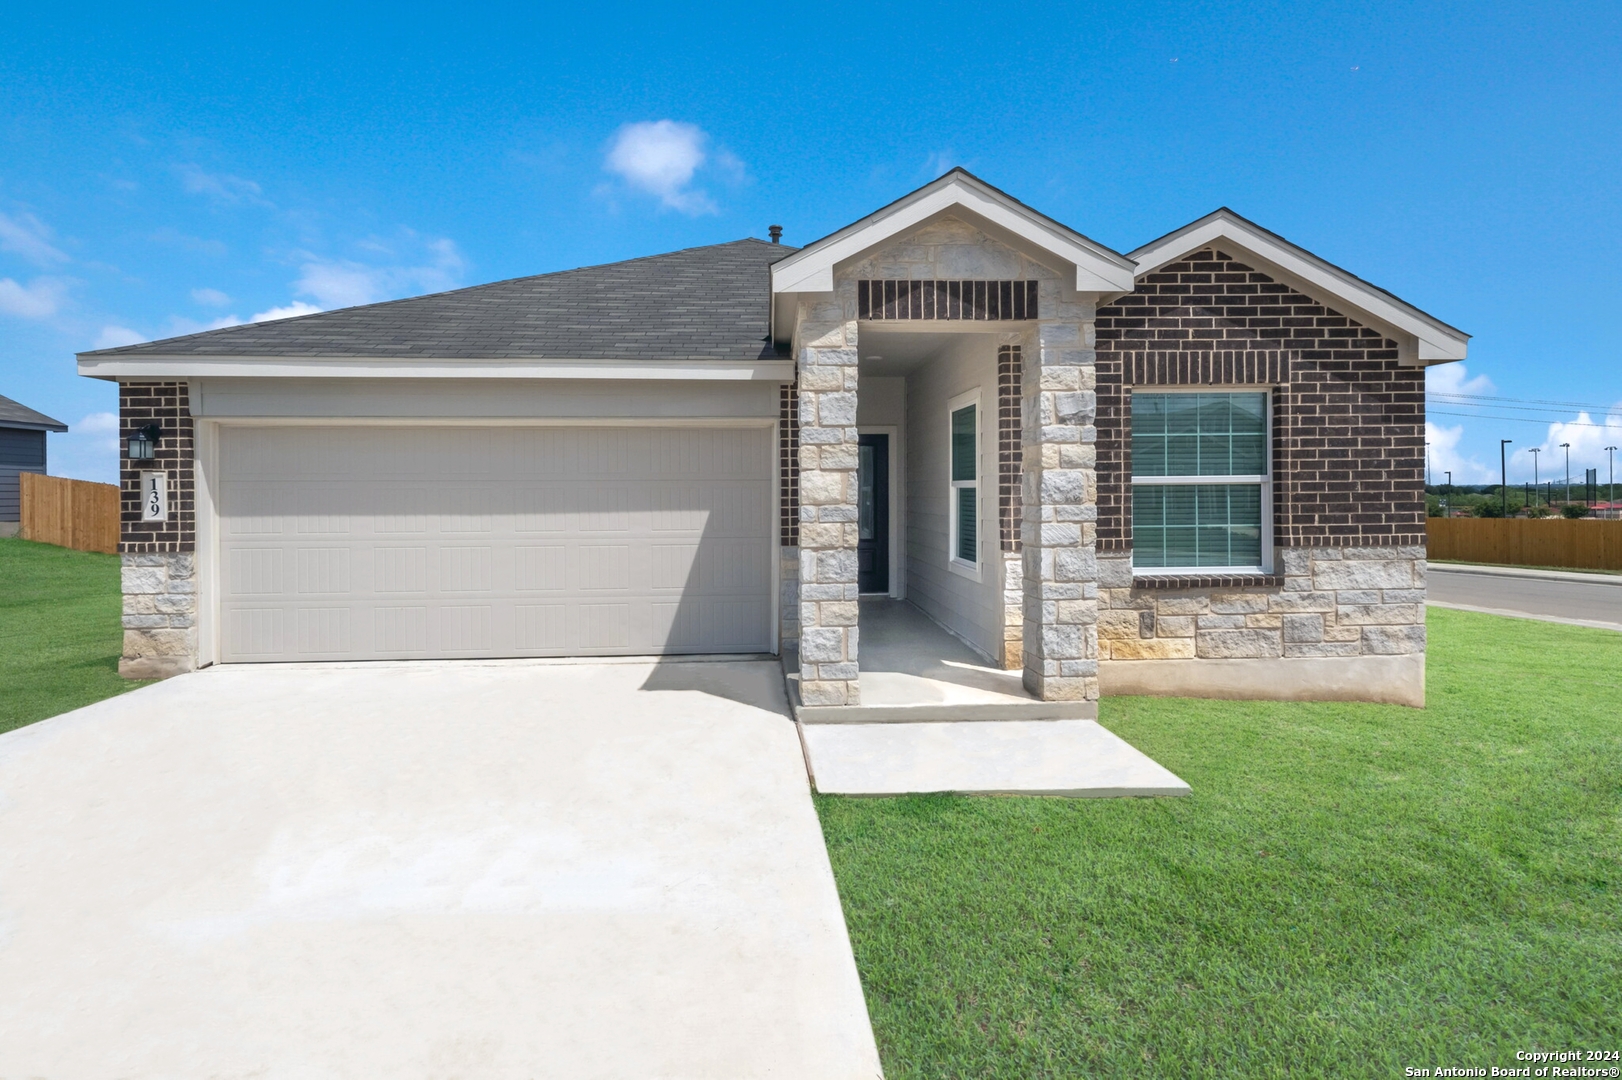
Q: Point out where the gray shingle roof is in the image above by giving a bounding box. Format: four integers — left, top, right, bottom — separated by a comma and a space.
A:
81, 238, 796, 362
0, 393, 68, 432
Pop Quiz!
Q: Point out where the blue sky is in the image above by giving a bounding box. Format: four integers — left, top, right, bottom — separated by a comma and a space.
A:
3, 1, 1619, 487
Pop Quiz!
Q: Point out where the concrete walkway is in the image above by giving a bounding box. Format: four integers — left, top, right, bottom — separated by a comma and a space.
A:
802, 719, 1191, 797
786, 599, 1096, 722
0, 660, 882, 1079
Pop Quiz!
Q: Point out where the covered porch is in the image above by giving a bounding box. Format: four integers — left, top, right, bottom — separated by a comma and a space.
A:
783, 598, 1094, 723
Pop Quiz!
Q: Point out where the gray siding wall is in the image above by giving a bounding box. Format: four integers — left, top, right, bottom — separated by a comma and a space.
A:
0, 428, 47, 522
902, 336, 1004, 661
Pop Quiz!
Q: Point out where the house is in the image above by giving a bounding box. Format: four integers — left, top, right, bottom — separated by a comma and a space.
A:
78, 170, 1466, 706
0, 393, 68, 537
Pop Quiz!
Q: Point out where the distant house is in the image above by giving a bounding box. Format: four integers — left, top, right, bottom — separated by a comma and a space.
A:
0, 394, 68, 537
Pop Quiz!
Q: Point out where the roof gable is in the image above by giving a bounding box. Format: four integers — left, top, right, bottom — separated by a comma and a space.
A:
770, 169, 1137, 300
1129, 209, 1468, 364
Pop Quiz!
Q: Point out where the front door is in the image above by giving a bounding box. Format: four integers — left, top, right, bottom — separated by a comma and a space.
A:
857, 433, 889, 594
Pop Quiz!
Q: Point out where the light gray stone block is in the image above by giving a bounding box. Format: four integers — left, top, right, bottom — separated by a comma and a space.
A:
1282, 613, 1324, 643
1361, 624, 1427, 655
1196, 628, 1282, 659
1313, 559, 1415, 591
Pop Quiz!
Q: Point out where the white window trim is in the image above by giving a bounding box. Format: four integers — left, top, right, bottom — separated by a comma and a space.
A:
1129, 386, 1273, 576
947, 388, 983, 582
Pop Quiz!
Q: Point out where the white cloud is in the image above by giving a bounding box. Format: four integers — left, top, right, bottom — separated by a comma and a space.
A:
1426, 361, 1495, 399
1426, 362, 1622, 485
922, 149, 960, 177
1423, 363, 1500, 482
49, 411, 122, 485
176, 163, 269, 206
94, 325, 146, 349
1425, 419, 1494, 484
250, 301, 322, 323
0, 276, 67, 318
604, 120, 718, 215
0, 211, 70, 266
191, 287, 231, 307
1527, 406, 1622, 489
291, 234, 465, 308
74, 411, 119, 439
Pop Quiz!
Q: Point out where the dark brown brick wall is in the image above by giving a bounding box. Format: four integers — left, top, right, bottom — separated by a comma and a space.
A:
997, 345, 1022, 553
120, 381, 195, 553
779, 380, 799, 546
1097, 248, 1425, 552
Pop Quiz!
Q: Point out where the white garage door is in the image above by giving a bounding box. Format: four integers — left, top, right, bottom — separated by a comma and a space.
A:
217, 425, 774, 662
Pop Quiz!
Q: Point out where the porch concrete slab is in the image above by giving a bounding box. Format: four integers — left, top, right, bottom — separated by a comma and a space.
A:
785, 599, 1097, 723
0, 659, 882, 1079
801, 719, 1191, 798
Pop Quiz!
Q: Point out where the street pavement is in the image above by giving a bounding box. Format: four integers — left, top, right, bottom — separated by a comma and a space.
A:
1428, 564, 1622, 631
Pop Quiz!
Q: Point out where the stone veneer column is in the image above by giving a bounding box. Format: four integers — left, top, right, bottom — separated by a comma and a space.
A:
120, 552, 198, 679
119, 380, 198, 680
795, 297, 861, 705
1020, 301, 1100, 702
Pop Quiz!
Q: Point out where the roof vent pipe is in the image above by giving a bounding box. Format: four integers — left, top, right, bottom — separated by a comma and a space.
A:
768, 225, 782, 244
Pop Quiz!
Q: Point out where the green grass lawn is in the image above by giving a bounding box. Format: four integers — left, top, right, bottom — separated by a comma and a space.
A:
4, 535, 1617, 1074
0, 537, 149, 734
818, 608, 1621, 1078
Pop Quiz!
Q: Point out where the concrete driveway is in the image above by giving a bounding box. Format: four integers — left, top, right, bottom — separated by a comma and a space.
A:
0, 659, 882, 1079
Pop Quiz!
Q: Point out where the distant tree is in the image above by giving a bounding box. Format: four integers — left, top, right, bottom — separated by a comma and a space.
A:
1475, 501, 1505, 518
1526, 505, 1551, 518
1561, 503, 1591, 519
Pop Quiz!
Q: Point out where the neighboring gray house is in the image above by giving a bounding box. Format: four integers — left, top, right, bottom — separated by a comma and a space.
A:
78, 170, 1466, 707
0, 393, 68, 537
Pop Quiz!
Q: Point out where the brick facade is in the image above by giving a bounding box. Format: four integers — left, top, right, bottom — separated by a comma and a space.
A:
120, 381, 196, 554
996, 344, 1023, 553
118, 381, 199, 678
778, 380, 799, 547
1095, 248, 1426, 555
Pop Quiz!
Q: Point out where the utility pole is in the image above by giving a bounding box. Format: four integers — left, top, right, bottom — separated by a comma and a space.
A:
1528, 447, 1540, 506
1444, 470, 1452, 516
1425, 441, 1431, 488
1501, 439, 1513, 517
1561, 442, 1571, 504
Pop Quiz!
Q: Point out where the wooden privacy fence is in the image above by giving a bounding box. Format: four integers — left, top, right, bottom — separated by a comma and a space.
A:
19, 472, 119, 554
1427, 517, 1622, 572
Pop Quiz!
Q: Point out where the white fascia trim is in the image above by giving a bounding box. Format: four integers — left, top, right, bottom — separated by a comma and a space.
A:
1129, 213, 1469, 365
77, 357, 795, 381
770, 174, 1137, 297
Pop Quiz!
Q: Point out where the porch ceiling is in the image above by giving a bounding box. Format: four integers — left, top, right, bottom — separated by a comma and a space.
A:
856, 328, 1002, 375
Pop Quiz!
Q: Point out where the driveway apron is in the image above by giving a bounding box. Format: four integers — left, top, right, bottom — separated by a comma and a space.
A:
0, 659, 883, 1079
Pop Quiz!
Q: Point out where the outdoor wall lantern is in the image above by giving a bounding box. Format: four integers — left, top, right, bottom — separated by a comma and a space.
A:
127, 423, 162, 461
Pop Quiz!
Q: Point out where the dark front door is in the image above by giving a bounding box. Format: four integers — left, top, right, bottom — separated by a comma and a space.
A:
858, 433, 889, 594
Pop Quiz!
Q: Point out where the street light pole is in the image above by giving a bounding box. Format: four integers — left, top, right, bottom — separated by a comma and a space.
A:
1607, 446, 1618, 512
1501, 439, 1513, 517
1561, 442, 1571, 504
1425, 441, 1431, 488
1528, 447, 1540, 507
1445, 470, 1452, 516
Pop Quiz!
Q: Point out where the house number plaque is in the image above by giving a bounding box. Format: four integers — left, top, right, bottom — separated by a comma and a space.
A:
140, 471, 168, 522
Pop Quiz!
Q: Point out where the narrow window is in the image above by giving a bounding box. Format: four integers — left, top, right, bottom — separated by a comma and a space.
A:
1130, 391, 1270, 572
950, 396, 979, 570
